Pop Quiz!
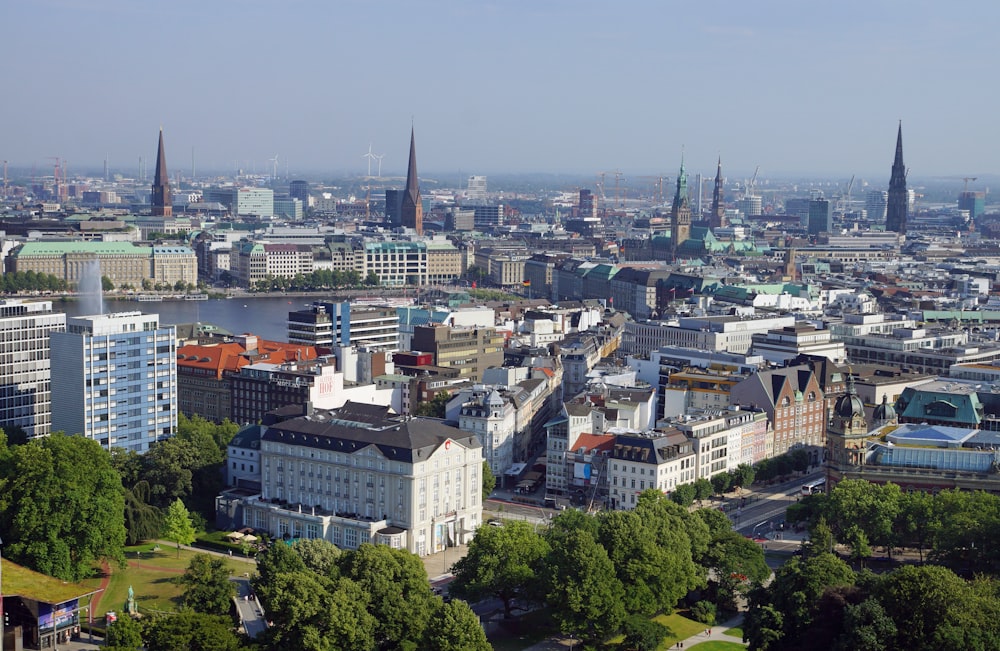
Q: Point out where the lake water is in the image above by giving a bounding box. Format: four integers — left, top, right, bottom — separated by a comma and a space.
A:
56, 296, 314, 342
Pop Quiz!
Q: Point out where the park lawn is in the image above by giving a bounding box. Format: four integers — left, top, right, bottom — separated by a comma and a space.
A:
91, 545, 254, 619
605, 611, 707, 649
723, 626, 743, 638
687, 642, 746, 650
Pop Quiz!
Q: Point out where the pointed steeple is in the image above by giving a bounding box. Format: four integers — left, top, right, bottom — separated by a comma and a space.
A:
400, 126, 423, 234
886, 121, 907, 234
670, 152, 691, 257
710, 156, 726, 229
151, 128, 172, 217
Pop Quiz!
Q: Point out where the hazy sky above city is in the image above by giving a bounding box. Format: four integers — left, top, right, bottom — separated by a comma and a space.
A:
3, 0, 998, 182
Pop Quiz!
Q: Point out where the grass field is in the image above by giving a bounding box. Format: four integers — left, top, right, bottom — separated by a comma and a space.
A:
687, 642, 746, 650
723, 626, 743, 638
80, 543, 255, 620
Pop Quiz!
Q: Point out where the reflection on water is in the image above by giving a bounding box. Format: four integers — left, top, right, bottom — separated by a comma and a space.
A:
56, 296, 311, 342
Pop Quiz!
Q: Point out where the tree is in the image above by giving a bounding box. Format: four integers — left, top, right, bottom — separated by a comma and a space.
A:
426, 599, 492, 651
542, 527, 626, 642
872, 564, 981, 651
412, 391, 451, 418
451, 520, 549, 618
0, 433, 126, 581
163, 498, 197, 557
670, 482, 696, 507
598, 508, 695, 615
101, 275, 116, 292
364, 271, 380, 286
144, 611, 241, 651
180, 553, 234, 615
292, 537, 341, 578
691, 599, 717, 625
702, 531, 770, 610
621, 615, 669, 651
733, 463, 756, 491
827, 480, 901, 560
105, 614, 143, 650
481, 460, 496, 502
123, 480, 163, 545
710, 472, 732, 496
693, 477, 714, 503
745, 552, 855, 649
338, 544, 438, 648
835, 598, 897, 651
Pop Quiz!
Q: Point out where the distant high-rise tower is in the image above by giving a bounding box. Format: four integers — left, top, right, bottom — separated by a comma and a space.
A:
400, 127, 423, 235
709, 157, 727, 229
670, 156, 692, 258
466, 175, 487, 201
885, 123, 907, 234
151, 128, 172, 217
866, 189, 888, 224
807, 198, 832, 235
289, 180, 309, 205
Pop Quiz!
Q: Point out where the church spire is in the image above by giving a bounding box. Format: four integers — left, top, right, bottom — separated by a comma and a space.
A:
400, 126, 423, 235
670, 152, 691, 258
886, 122, 907, 234
151, 127, 172, 217
710, 156, 726, 229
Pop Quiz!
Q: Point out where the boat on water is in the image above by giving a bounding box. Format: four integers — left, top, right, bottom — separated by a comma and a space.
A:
135, 294, 163, 302
184, 294, 209, 301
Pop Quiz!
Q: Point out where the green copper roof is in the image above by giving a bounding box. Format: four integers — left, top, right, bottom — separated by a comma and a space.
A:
15, 242, 153, 256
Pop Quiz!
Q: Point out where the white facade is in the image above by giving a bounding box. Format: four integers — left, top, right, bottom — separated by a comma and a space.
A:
51, 311, 177, 452
0, 300, 66, 438
458, 389, 517, 476
236, 411, 484, 557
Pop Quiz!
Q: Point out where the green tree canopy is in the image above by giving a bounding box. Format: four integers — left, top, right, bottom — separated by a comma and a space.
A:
542, 526, 626, 642
450, 520, 549, 618
481, 460, 496, 502
426, 599, 492, 651
180, 553, 234, 615
144, 611, 241, 651
0, 433, 126, 580
338, 543, 438, 648
292, 537, 341, 578
163, 498, 197, 557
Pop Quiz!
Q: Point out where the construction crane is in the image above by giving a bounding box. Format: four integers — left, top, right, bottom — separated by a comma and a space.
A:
45, 156, 62, 199
596, 170, 625, 211
1, 160, 7, 199
638, 175, 666, 205
963, 177, 978, 192
838, 174, 855, 214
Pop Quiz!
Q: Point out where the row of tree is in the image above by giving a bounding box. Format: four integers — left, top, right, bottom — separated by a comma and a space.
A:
789, 479, 1000, 572
0, 270, 68, 293
0, 414, 238, 581
744, 552, 1000, 650
251, 538, 491, 650
450, 491, 770, 644
248, 270, 380, 292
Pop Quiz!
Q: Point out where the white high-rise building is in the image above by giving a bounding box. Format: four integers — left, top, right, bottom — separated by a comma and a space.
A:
866, 190, 888, 223
51, 312, 177, 452
466, 175, 487, 201
0, 299, 66, 438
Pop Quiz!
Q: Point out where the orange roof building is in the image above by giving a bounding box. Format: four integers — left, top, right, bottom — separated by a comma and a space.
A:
177, 333, 317, 422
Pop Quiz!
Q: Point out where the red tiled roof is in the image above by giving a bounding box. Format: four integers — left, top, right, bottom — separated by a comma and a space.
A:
177, 337, 318, 379
572, 433, 615, 453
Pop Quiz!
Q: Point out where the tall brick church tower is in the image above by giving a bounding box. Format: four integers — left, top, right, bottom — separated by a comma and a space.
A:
400, 127, 423, 235
151, 128, 172, 217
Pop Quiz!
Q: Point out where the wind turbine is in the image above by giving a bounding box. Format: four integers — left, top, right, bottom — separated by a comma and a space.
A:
268, 155, 279, 182
374, 153, 384, 178
362, 144, 377, 177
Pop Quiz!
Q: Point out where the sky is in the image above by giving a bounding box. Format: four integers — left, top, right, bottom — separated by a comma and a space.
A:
2, 0, 999, 182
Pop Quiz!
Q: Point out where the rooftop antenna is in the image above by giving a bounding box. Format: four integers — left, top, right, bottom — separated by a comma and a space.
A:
362, 144, 377, 177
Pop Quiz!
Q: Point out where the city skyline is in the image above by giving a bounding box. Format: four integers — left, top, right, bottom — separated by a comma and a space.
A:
3, 0, 999, 178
